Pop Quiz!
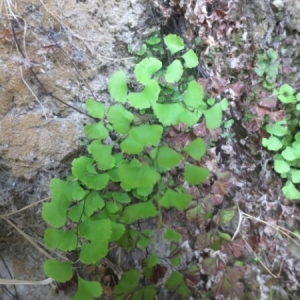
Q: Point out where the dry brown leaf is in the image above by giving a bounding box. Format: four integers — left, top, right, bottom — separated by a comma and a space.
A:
149, 264, 168, 284
102, 285, 113, 297
221, 239, 245, 258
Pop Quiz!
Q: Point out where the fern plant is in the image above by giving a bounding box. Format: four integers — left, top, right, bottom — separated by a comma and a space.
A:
41, 33, 234, 299
262, 83, 300, 200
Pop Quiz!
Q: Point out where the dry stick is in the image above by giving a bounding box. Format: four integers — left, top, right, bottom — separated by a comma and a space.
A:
0, 278, 53, 286
19, 65, 48, 118
1, 197, 50, 217
0, 215, 54, 260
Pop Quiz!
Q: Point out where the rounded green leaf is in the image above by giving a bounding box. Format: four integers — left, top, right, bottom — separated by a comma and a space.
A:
120, 135, 144, 154
183, 81, 204, 108
164, 227, 182, 241
121, 124, 163, 154
85, 99, 105, 118
112, 192, 131, 204
78, 173, 109, 190
183, 138, 206, 160
150, 146, 182, 168
159, 189, 192, 210
79, 218, 111, 242
282, 181, 300, 200
132, 286, 157, 300
42, 202, 68, 228
153, 103, 185, 126
88, 141, 115, 170
108, 71, 128, 103
130, 124, 163, 147
110, 222, 126, 241
265, 120, 287, 137
135, 57, 162, 84
43, 260, 73, 283
114, 269, 140, 299
184, 163, 209, 185
165, 271, 184, 291
182, 49, 199, 68
80, 241, 109, 264
118, 159, 160, 189
262, 136, 283, 151
128, 80, 160, 109
44, 229, 78, 251
84, 122, 109, 140
73, 277, 102, 300
278, 84, 295, 103
165, 60, 183, 83
120, 201, 158, 224
282, 146, 297, 161
72, 156, 96, 180
164, 34, 184, 55
105, 201, 120, 214
274, 158, 290, 173
108, 104, 133, 134
204, 103, 222, 129
68, 203, 84, 222
84, 191, 105, 216
50, 178, 86, 203
180, 109, 202, 126
220, 98, 229, 110
291, 169, 300, 183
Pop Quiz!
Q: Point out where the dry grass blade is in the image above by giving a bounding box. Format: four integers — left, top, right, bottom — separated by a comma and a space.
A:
0, 278, 53, 285
2, 197, 50, 217
0, 215, 54, 260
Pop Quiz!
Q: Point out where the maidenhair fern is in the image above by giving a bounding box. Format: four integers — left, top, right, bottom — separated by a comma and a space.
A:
41, 33, 233, 299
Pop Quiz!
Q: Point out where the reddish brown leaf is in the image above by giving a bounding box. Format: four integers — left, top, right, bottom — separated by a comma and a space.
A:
2, 29, 13, 43
103, 285, 113, 297
257, 94, 277, 109
102, 274, 111, 286
149, 264, 167, 284
210, 76, 228, 96
185, 186, 200, 199
247, 235, 259, 253
193, 121, 209, 137
212, 275, 244, 298
246, 117, 263, 132
197, 78, 210, 93
184, 272, 201, 288
228, 81, 245, 98
174, 122, 189, 132
212, 180, 228, 196
215, 8, 227, 18
256, 105, 270, 117
169, 132, 194, 149
221, 239, 245, 258
268, 110, 285, 122
210, 193, 224, 205
202, 257, 219, 276
226, 266, 245, 282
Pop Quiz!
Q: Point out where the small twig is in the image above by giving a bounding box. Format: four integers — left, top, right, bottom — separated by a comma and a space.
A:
1, 196, 50, 217
0, 278, 53, 286
0, 215, 54, 260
